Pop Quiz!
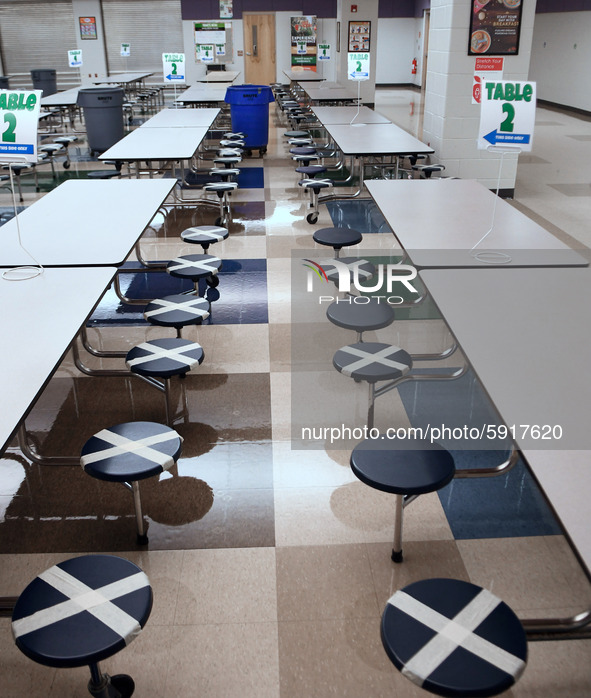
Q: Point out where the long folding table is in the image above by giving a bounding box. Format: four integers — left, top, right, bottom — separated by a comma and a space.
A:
0, 179, 175, 268
366, 179, 588, 268
140, 107, 220, 129
311, 105, 391, 125
420, 266, 591, 633
175, 84, 231, 106
197, 71, 240, 83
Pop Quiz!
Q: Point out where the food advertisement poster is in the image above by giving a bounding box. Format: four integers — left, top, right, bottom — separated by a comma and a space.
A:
290, 16, 317, 70
468, 0, 523, 56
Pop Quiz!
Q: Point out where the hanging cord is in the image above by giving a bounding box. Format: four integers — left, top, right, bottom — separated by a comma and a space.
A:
470, 146, 520, 265
2, 159, 44, 281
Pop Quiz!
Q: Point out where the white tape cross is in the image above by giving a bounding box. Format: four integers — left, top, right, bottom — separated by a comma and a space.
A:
126, 342, 202, 370
12, 566, 149, 645
168, 257, 220, 274
339, 344, 410, 377
144, 297, 209, 320
81, 427, 180, 471
389, 589, 526, 686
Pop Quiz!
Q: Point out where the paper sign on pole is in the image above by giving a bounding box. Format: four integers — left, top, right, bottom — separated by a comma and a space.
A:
348, 52, 370, 81
0, 90, 42, 163
162, 53, 186, 83
318, 44, 331, 61
68, 49, 83, 68
121, 43, 131, 57
478, 80, 536, 151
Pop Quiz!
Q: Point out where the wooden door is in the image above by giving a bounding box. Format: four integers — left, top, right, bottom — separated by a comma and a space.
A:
243, 13, 276, 85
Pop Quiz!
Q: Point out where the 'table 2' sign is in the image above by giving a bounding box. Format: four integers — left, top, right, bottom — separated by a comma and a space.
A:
478, 80, 536, 151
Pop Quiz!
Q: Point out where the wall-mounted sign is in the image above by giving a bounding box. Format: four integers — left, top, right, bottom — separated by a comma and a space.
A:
478, 79, 536, 151
162, 53, 186, 83
0, 90, 42, 163
469, 0, 523, 56
348, 52, 370, 81
215, 44, 226, 57
79, 16, 97, 40
121, 43, 131, 57
219, 0, 233, 19
198, 45, 215, 63
68, 50, 83, 68
348, 21, 370, 52
291, 16, 317, 71
318, 44, 331, 61
472, 56, 503, 104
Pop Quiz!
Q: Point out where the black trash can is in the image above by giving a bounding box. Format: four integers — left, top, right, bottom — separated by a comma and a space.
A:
224, 84, 275, 154
77, 87, 125, 154
31, 69, 57, 96
0, 76, 10, 89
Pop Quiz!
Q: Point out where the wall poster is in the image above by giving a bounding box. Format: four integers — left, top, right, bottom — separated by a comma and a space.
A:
348, 21, 370, 52
469, 0, 523, 56
79, 17, 97, 40
290, 16, 317, 71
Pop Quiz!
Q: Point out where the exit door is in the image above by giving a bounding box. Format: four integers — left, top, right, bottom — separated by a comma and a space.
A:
243, 13, 276, 85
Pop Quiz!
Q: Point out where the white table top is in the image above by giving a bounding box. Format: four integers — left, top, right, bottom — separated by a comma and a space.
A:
420, 266, 591, 574
197, 71, 240, 83
140, 107, 219, 128
0, 266, 116, 454
0, 179, 174, 267
175, 84, 230, 104
100, 126, 208, 161
312, 106, 391, 125
324, 122, 433, 157
41, 87, 83, 107
92, 72, 154, 84
284, 70, 325, 82
366, 179, 587, 268
304, 86, 360, 102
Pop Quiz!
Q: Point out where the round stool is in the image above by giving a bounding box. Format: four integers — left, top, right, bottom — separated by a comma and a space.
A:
180, 224, 229, 252
333, 341, 412, 428
313, 227, 363, 258
295, 164, 327, 178
126, 338, 204, 426
208, 167, 240, 182
298, 178, 333, 224
144, 294, 210, 337
81, 421, 183, 543
53, 135, 78, 168
327, 297, 395, 341
284, 129, 310, 139
290, 146, 317, 157
202, 181, 238, 226
12, 554, 153, 697
166, 254, 222, 296
350, 438, 455, 561
381, 578, 527, 696
38, 143, 65, 178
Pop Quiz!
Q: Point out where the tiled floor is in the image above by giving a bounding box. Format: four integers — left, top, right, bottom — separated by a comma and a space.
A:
0, 88, 590, 696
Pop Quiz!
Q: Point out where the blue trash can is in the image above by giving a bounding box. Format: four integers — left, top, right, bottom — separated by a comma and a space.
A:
224, 84, 275, 154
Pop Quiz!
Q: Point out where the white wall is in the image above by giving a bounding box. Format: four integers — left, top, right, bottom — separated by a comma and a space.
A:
375, 18, 416, 84
529, 12, 591, 112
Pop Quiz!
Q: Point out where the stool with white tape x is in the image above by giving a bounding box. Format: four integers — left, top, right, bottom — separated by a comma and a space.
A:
81, 421, 183, 543
166, 253, 222, 303
333, 342, 413, 429
12, 554, 153, 698
144, 294, 210, 338
125, 337, 204, 426
381, 578, 527, 696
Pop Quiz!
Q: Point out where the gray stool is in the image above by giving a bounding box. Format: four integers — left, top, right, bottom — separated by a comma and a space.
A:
326, 297, 395, 342
313, 227, 363, 258
299, 178, 333, 224
202, 181, 238, 226
180, 224, 229, 252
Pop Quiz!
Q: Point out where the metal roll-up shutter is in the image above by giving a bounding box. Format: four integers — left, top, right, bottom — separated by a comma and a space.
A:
0, 0, 77, 89
102, 0, 183, 76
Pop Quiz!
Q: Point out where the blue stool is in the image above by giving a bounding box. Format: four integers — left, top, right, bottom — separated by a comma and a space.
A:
166, 254, 222, 299
382, 577, 527, 696
313, 227, 363, 258
12, 554, 153, 698
81, 421, 183, 543
144, 294, 210, 337
350, 438, 455, 561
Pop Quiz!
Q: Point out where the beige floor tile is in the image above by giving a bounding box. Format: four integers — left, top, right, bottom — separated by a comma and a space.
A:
278, 618, 397, 697
272, 441, 355, 489
276, 544, 380, 621
175, 547, 277, 625
164, 622, 280, 698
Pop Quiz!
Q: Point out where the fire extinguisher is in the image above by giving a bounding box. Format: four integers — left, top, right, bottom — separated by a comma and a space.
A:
411, 58, 417, 75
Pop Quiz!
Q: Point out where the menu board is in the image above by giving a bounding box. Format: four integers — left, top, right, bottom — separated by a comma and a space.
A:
468, 0, 523, 56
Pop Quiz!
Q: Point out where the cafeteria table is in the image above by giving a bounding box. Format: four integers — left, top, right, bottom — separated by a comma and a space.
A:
303, 85, 360, 104
197, 71, 240, 82
0, 178, 175, 268
175, 84, 231, 106
283, 69, 326, 83
311, 105, 391, 124
365, 179, 588, 268
419, 266, 591, 635
92, 71, 154, 94
140, 107, 220, 129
